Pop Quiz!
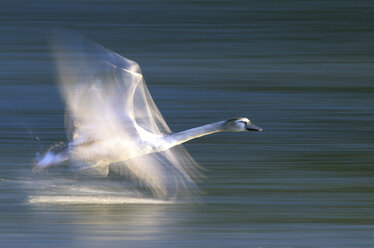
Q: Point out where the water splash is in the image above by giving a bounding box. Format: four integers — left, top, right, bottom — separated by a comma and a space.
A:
27, 195, 173, 205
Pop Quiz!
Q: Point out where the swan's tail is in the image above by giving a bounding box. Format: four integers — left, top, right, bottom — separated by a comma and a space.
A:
34, 142, 69, 171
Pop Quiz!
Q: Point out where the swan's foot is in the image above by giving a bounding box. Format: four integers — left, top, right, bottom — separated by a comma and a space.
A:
70, 161, 110, 177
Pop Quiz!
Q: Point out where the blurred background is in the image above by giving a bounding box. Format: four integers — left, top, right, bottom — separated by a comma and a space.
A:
0, 0, 373, 247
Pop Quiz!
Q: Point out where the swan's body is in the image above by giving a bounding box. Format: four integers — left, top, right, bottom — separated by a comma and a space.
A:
36, 33, 262, 198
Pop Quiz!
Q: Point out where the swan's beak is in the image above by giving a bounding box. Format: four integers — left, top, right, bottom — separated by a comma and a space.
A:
246, 123, 263, 132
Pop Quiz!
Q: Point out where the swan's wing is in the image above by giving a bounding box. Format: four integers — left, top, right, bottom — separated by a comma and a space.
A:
51, 32, 201, 198
52, 33, 169, 142
110, 146, 202, 199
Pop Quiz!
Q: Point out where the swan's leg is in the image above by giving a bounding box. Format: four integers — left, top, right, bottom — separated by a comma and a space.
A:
70, 160, 110, 177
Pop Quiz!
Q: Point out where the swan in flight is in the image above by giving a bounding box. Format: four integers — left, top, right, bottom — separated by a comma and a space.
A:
35, 33, 262, 199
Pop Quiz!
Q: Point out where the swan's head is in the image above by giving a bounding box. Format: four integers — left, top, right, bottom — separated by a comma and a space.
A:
222, 117, 263, 132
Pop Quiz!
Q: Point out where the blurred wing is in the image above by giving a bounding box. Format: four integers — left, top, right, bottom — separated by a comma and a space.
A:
51, 32, 201, 198
111, 146, 202, 199
51, 33, 169, 141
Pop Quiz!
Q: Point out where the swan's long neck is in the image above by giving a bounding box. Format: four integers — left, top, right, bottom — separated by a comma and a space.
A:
164, 121, 225, 148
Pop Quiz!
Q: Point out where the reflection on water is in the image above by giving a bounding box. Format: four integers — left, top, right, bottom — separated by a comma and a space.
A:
1, 0, 374, 247
26, 177, 174, 205
28, 196, 172, 204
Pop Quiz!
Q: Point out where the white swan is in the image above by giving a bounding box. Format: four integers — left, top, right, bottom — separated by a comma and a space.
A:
35, 33, 262, 198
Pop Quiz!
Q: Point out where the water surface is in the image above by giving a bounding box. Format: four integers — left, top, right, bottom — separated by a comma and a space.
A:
1, 1, 373, 247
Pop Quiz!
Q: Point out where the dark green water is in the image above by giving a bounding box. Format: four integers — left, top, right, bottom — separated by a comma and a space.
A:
1, 1, 374, 247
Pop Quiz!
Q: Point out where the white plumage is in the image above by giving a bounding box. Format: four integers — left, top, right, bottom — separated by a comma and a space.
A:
36, 33, 262, 199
